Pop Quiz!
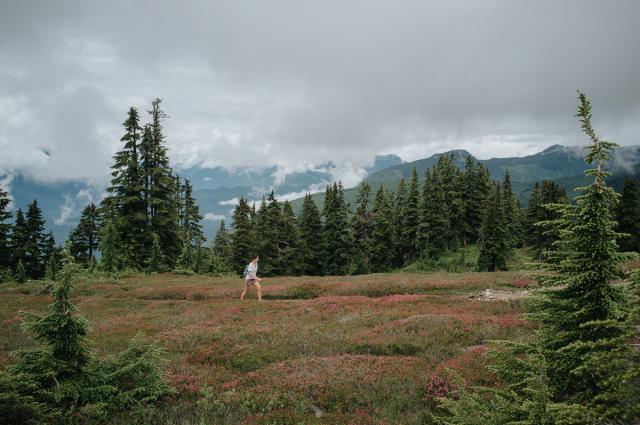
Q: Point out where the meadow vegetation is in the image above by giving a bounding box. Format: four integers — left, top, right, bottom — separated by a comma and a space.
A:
1, 269, 534, 424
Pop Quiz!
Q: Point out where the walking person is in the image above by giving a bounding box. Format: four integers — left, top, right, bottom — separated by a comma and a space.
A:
240, 256, 262, 302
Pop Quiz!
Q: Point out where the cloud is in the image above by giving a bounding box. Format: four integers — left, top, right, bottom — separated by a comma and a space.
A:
275, 183, 327, 202
1, 0, 640, 186
53, 187, 102, 225
54, 195, 75, 225
0, 173, 15, 209
203, 213, 226, 221
219, 198, 239, 206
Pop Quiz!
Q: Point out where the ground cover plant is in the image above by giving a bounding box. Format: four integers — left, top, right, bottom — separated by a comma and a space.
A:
1, 269, 534, 424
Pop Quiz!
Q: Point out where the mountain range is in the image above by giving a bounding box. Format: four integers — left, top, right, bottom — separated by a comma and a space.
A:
2, 145, 640, 244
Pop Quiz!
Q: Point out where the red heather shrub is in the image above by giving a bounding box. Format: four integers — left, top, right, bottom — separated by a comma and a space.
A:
169, 373, 200, 394
424, 374, 458, 401
348, 408, 387, 425
512, 278, 532, 288
2, 316, 20, 325
220, 379, 240, 390
433, 346, 494, 386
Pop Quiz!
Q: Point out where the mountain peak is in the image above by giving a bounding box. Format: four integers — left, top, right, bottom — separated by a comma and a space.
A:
367, 154, 405, 174
541, 144, 564, 154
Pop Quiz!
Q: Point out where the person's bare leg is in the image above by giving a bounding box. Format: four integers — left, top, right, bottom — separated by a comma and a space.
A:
240, 285, 248, 300
255, 282, 262, 302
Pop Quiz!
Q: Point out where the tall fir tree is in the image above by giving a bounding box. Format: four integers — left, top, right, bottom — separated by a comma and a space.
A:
525, 93, 639, 421
69, 203, 100, 267
105, 107, 147, 267
10, 209, 28, 272
298, 194, 325, 275
436, 93, 640, 425
211, 220, 232, 273
462, 158, 491, 245
0, 185, 12, 272
351, 181, 372, 274
280, 201, 302, 276
230, 197, 255, 274
502, 170, 523, 248
392, 178, 407, 267
419, 168, 450, 258
369, 185, 395, 272
616, 178, 640, 252
476, 183, 510, 272
24, 200, 47, 279
400, 168, 421, 262
256, 192, 283, 276
182, 178, 204, 245
144, 99, 181, 267
526, 180, 568, 259
323, 182, 354, 275
436, 155, 465, 248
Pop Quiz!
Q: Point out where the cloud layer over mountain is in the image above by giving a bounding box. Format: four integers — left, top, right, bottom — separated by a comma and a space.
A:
1, 0, 639, 185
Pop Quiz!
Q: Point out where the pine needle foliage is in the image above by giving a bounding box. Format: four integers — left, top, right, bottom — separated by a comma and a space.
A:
0, 252, 171, 423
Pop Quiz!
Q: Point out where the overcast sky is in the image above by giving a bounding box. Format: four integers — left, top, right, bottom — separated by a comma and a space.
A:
1, 0, 639, 185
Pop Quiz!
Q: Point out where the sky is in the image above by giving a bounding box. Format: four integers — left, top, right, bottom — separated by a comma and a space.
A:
1, 0, 640, 186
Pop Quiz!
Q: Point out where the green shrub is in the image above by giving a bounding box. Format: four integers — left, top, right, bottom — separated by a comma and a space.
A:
0, 253, 172, 423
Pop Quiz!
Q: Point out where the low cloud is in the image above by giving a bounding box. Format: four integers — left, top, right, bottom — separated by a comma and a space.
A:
203, 213, 226, 221
219, 198, 239, 206
275, 183, 327, 202
1, 1, 640, 185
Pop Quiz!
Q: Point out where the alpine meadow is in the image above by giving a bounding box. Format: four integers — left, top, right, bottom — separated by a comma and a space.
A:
1, 2, 640, 424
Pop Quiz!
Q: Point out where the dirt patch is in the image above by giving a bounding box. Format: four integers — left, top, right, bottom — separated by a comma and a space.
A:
470, 288, 530, 301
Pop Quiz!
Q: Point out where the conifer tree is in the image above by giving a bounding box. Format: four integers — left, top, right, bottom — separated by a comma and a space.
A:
14, 252, 90, 389
351, 181, 372, 274
10, 209, 28, 272
176, 237, 194, 271
24, 200, 47, 279
476, 183, 509, 272
69, 203, 100, 266
211, 220, 232, 273
419, 168, 450, 258
370, 185, 395, 272
392, 179, 407, 267
298, 194, 325, 275
526, 180, 568, 259
256, 192, 284, 276
437, 93, 640, 425
143, 99, 181, 267
44, 254, 58, 281
502, 170, 522, 248
182, 178, 204, 244
400, 168, 420, 262
616, 178, 640, 252
106, 107, 147, 267
0, 185, 11, 272
462, 158, 491, 245
230, 197, 255, 274
525, 92, 638, 421
280, 201, 302, 275
2, 251, 170, 421
15, 259, 26, 283
324, 182, 354, 275
436, 155, 465, 248
99, 219, 123, 274
146, 232, 165, 273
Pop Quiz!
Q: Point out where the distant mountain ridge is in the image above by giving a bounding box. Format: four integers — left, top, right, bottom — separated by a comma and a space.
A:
0, 154, 405, 243
291, 144, 640, 213
3, 145, 640, 244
